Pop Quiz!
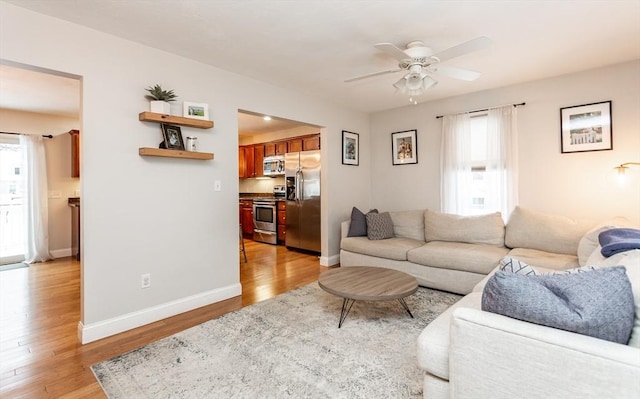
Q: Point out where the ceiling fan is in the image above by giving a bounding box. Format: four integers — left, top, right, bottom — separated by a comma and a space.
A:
345, 36, 492, 103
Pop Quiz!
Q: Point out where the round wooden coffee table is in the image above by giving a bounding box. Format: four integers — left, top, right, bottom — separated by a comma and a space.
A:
318, 266, 418, 328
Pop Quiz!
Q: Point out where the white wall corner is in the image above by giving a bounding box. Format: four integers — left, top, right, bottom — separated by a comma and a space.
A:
78, 283, 242, 344
320, 254, 340, 267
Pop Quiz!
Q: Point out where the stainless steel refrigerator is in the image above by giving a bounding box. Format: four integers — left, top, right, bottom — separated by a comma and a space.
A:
285, 150, 321, 253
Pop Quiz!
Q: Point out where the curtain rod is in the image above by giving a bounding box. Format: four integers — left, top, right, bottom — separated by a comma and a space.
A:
435, 102, 526, 119
1, 131, 55, 139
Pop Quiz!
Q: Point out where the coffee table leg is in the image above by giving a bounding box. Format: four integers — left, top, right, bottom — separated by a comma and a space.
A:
397, 298, 414, 318
339, 298, 356, 328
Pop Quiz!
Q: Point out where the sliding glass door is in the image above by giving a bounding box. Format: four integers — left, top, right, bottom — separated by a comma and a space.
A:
0, 134, 25, 264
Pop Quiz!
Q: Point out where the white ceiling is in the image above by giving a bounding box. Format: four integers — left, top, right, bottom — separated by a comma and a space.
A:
2, 0, 640, 116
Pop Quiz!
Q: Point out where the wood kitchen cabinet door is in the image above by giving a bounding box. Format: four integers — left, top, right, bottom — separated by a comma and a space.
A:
277, 201, 286, 243
240, 200, 254, 237
303, 134, 320, 151
288, 138, 303, 153
254, 145, 265, 177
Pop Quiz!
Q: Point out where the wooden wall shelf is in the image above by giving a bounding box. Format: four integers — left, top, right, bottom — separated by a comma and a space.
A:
139, 147, 214, 160
139, 112, 214, 129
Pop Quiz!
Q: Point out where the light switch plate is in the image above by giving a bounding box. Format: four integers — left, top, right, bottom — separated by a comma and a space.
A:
214, 180, 221, 191
48, 190, 61, 199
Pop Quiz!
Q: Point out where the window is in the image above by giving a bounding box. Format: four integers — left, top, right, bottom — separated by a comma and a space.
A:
441, 106, 519, 219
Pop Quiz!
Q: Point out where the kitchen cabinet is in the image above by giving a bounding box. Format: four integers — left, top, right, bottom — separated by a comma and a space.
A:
69, 130, 80, 177
288, 134, 320, 153
302, 134, 320, 151
239, 134, 319, 179
239, 199, 254, 238
254, 145, 265, 178
239, 145, 256, 178
277, 201, 286, 243
265, 141, 287, 156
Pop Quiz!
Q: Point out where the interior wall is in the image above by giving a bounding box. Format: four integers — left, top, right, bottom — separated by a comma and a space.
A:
0, 2, 370, 342
0, 108, 80, 257
370, 60, 640, 225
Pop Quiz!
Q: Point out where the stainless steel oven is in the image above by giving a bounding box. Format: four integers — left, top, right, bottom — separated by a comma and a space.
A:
253, 199, 277, 244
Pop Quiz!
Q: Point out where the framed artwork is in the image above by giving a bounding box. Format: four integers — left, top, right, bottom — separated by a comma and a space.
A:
161, 123, 185, 150
342, 130, 359, 166
391, 129, 418, 165
560, 101, 612, 153
183, 101, 209, 120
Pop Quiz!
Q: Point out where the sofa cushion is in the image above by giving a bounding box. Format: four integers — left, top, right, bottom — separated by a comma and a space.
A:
482, 267, 635, 344
347, 207, 377, 237
577, 218, 633, 266
505, 206, 594, 255
424, 210, 505, 247
389, 209, 426, 241
417, 292, 481, 379
340, 236, 424, 261
366, 212, 394, 240
506, 248, 579, 271
408, 241, 509, 274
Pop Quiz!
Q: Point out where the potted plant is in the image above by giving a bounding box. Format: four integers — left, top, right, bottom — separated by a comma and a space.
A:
145, 84, 177, 115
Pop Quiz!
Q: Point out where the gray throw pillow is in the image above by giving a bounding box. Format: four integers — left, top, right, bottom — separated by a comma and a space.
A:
482, 266, 635, 344
366, 212, 394, 240
347, 207, 378, 237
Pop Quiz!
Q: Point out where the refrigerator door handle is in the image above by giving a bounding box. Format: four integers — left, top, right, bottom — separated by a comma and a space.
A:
297, 169, 304, 202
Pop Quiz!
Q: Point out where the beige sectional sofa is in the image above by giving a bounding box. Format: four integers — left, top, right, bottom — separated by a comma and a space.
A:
340, 207, 640, 398
340, 206, 594, 295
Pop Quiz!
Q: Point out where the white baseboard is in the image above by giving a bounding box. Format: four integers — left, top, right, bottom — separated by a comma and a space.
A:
51, 248, 72, 258
78, 283, 242, 344
320, 254, 340, 266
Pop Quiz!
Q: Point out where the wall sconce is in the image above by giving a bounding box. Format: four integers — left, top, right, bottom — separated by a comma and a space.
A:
614, 162, 640, 184
615, 162, 640, 175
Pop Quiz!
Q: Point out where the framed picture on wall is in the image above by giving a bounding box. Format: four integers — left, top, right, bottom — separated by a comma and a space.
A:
391, 129, 418, 165
560, 101, 612, 153
183, 101, 210, 120
160, 123, 185, 150
342, 130, 359, 166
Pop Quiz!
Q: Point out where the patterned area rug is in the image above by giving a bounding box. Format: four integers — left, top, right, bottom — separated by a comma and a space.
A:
92, 282, 460, 398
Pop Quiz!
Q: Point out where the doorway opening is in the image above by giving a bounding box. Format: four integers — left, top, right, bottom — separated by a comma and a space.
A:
0, 134, 24, 264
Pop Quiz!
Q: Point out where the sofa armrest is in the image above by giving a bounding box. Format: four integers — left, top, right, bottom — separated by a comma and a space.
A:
341, 220, 350, 240
450, 307, 640, 399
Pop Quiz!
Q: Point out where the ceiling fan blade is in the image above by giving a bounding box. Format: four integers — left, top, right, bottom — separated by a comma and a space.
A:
374, 43, 410, 61
435, 65, 481, 81
344, 68, 403, 83
431, 36, 492, 63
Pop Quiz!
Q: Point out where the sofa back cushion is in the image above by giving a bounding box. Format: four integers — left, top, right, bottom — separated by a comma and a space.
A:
389, 209, 426, 241
505, 207, 595, 255
424, 210, 505, 247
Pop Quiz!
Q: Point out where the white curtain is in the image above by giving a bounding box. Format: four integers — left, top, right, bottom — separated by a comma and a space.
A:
20, 135, 52, 263
441, 105, 519, 219
485, 106, 519, 218
441, 113, 473, 215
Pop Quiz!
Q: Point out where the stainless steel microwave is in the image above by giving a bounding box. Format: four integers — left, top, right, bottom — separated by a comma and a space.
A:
263, 155, 285, 176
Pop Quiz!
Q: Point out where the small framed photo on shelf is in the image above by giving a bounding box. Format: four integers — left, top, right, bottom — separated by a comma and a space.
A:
161, 123, 185, 150
391, 129, 418, 165
183, 101, 209, 120
342, 130, 359, 166
560, 101, 612, 153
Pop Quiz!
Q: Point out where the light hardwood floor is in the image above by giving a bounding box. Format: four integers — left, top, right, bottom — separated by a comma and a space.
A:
0, 241, 331, 398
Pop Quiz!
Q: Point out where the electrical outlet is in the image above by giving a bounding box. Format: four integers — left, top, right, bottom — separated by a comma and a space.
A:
141, 273, 151, 288
214, 180, 222, 191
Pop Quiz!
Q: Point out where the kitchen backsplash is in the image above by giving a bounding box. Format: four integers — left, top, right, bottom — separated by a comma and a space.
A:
238, 176, 285, 193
